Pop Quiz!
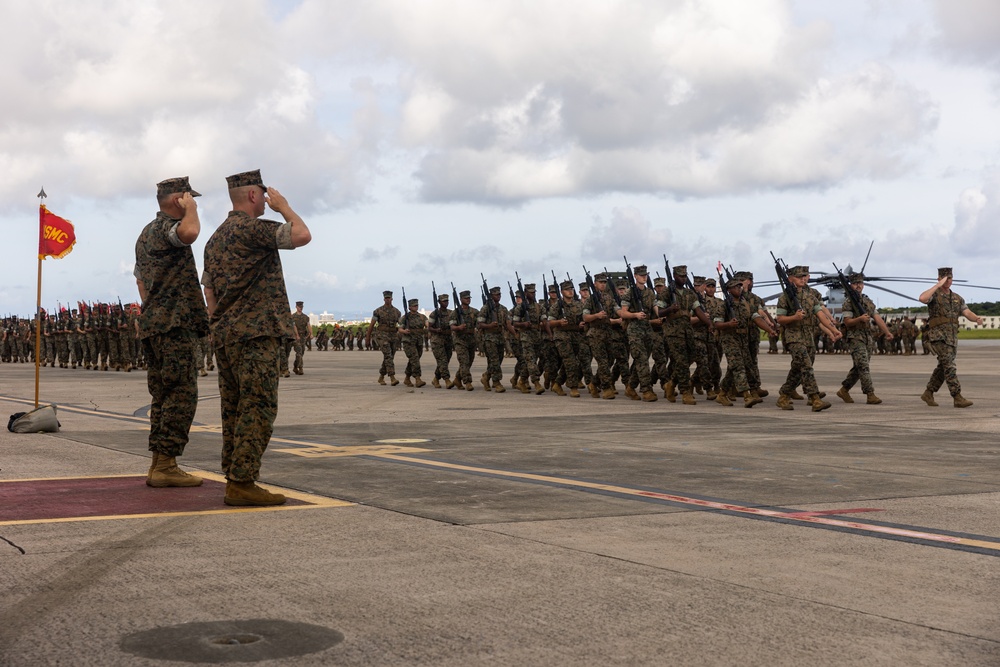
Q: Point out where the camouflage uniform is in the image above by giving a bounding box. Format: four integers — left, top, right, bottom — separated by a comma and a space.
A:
618, 274, 656, 394
582, 279, 617, 393
428, 300, 454, 383
448, 295, 479, 386
399, 302, 428, 379
476, 290, 510, 386
547, 282, 585, 391
924, 289, 967, 398
658, 273, 699, 394
136, 210, 209, 458
371, 301, 401, 377
291, 308, 310, 374
840, 291, 878, 395
777, 278, 824, 398
710, 288, 756, 394
202, 204, 296, 484
511, 288, 544, 388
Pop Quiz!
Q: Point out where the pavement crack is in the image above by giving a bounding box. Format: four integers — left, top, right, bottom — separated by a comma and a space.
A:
0, 534, 26, 554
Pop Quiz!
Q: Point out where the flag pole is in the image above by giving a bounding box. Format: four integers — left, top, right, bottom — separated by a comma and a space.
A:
35, 187, 47, 408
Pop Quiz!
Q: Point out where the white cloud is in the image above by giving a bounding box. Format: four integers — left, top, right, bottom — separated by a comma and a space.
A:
952, 170, 1000, 256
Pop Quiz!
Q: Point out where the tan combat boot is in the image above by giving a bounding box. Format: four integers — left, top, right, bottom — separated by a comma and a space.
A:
624, 385, 640, 401
493, 381, 506, 393
953, 393, 973, 408
809, 393, 832, 412
664, 380, 676, 402
414, 376, 426, 387
776, 393, 794, 410
743, 390, 762, 408
601, 388, 616, 400
481, 373, 491, 390
587, 382, 599, 398
706, 386, 718, 400
148, 456, 203, 488
569, 386, 581, 398
715, 392, 733, 407
756, 388, 769, 397
920, 389, 937, 406
682, 390, 696, 406
404, 375, 414, 387
551, 382, 566, 396
866, 393, 882, 405
641, 389, 658, 402
466, 380, 474, 391
533, 380, 545, 395
378, 374, 386, 385
789, 389, 804, 400
517, 379, 531, 394
836, 386, 854, 403
431, 378, 441, 389
224, 481, 286, 507
146, 451, 160, 486
389, 375, 399, 386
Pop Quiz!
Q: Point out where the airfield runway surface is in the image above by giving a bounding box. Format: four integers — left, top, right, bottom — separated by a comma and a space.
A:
1, 344, 999, 665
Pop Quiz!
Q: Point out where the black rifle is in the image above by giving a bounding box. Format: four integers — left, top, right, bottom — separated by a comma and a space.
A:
480, 273, 495, 322
622, 256, 644, 315
451, 282, 462, 325
662, 254, 677, 306
685, 275, 707, 311
833, 262, 866, 319
431, 281, 441, 328
515, 272, 530, 318
507, 281, 518, 310
770, 252, 801, 313
401, 287, 407, 328
551, 270, 565, 319
603, 266, 623, 309
583, 265, 604, 314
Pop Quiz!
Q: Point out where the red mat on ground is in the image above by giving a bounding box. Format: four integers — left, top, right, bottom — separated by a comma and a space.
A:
0, 476, 307, 522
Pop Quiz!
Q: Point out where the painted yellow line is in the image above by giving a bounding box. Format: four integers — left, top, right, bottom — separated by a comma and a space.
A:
273, 443, 431, 458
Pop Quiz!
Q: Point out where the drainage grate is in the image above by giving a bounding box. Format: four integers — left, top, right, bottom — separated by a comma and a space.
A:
120, 619, 344, 663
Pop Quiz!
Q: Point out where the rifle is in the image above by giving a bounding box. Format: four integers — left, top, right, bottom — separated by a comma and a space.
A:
770, 252, 801, 313
551, 270, 565, 319
451, 282, 462, 325
622, 256, 643, 313
583, 265, 604, 314
566, 272, 579, 301
832, 262, 866, 320
662, 254, 677, 306
717, 262, 735, 321
603, 266, 623, 309
431, 281, 440, 328
507, 281, 518, 310
480, 273, 495, 322
685, 275, 707, 311
401, 286, 408, 328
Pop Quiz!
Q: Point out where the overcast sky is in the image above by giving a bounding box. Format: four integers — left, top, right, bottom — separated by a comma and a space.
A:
4, 0, 1000, 319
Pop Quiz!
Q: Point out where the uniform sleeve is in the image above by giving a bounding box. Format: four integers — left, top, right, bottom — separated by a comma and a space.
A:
275, 222, 294, 250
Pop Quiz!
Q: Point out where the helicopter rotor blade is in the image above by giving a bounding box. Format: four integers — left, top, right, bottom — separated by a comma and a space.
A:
865, 283, 920, 301
859, 240, 874, 274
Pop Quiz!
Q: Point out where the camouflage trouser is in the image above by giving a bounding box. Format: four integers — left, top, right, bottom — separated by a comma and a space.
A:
691, 334, 710, 388
293, 339, 305, 373
780, 342, 819, 397
430, 335, 453, 380
217, 336, 280, 483
587, 330, 615, 390
453, 334, 476, 383
97, 331, 110, 367
609, 329, 629, 384
708, 339, 723, 386
118, 331, 133, 368
280, 338, 292, 374
402, 337, 423, 377
926, 341, 960, 396
482, 333, 504, 382
56, 335, 69, 365
517, 330, 542, 383
143, 329, 199, 458
746, 336, 761, 389
83, 333, 96, 366
539, 337, 560, 379
649, 330, 667, 385
509, 335, 524, 382
43, 336, 55, 364
107, 331, 122, 368
720, 334, 750, 393
377, 334, 398, 376
553, 332, 582, 388
626, 325, 653, 392
665, 332, 693, 391
578, 337, 593, 385
842, 337, 875, 395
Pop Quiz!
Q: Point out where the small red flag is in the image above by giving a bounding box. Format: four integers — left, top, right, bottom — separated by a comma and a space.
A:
39, 204, 76, 260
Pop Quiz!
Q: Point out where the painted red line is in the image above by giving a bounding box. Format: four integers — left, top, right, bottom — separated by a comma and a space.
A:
782, 508, 883, 518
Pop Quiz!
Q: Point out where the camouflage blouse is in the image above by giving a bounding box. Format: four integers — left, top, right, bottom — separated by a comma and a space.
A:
926, 290, 967, 345
134, 212, 209, 339
618, 284, 656, 330
201, 210, 295, 347
398, 310, 427, 343
841, 293, 877, 341
372, 304, 401, 337
776, 286, 823, 345
657, 286, 698, 337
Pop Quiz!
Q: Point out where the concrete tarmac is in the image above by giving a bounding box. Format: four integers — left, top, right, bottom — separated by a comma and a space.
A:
1, 343, 999, 665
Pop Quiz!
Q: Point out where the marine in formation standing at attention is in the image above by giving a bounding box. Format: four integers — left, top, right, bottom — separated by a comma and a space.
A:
919, 267, 983, 408
134, 176, 209, 488
291, 301, 310, 375
203, 169, 312, 506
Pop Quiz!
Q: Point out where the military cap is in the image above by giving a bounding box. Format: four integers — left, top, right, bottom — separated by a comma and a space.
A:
693, 276, 706, 286
515, 290, 524, 298
559, 280, 574, 290
744, 271, 754, 281
705, 278, 717, 287
524, 283, 536, 292
547, 284, 559, 293
489, 286, 501, 295
938, 267, 953, 278
225, 169, 267, 191
459, 290, 471, 298
156, 176, 201, 199
615, 278, 628, 288
672, 264, 687, 276
578, 282, 589, 291
594, 273, 607, 282
726, 277, 744, 289
653, 277, 667, 287
295, 301, 304, 306
382, 290, 393, 298
787, 266, 810, 277
438, 293, 449, 301
848, 272, 865, 283
408, 298, 419, 307
633, 265, 648, 276
733, 271, 751, 281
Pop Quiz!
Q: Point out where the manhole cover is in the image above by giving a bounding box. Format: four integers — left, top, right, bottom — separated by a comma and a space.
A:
120, 619, 344, 663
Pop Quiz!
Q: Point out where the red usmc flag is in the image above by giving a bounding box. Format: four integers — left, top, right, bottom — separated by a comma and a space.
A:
38, 204, 76, 259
